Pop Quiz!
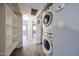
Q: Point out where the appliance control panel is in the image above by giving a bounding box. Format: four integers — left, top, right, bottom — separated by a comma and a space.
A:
56, 3, 65, 12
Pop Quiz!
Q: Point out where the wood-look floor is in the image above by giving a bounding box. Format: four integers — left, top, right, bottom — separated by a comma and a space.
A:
10, 36, 45, 56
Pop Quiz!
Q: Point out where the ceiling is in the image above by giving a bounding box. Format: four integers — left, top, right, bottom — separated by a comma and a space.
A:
18, 3, 46, 16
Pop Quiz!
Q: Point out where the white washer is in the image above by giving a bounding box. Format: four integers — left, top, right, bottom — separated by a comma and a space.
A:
42, 34, 53, 56
42, 5, 54, 56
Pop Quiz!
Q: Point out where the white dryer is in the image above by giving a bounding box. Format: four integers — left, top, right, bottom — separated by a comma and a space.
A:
43, 5, 54, 34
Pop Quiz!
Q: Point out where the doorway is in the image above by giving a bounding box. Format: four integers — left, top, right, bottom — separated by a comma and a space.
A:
23, 15, 29, 47
32, 19, 36, 43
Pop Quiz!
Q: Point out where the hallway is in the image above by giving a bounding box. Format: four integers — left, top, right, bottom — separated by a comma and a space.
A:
10, 35, 45, 56
1, 3, 79, 56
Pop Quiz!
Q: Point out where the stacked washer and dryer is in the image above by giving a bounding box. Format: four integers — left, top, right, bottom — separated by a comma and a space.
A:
42, 4, 54, 56
42, 3, 79, 56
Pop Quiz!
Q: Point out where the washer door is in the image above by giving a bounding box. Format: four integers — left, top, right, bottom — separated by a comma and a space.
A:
42, 36, 53, 55
43, 12, 53, 27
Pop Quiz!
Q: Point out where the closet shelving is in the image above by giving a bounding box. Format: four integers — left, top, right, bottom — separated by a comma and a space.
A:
5, 4, 22, 55
0, 3, 22, 56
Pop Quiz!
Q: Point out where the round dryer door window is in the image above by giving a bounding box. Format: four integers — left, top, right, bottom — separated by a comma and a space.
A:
42, 36, 53, 55
43, 12, 53, 27
44, 39, 50, 50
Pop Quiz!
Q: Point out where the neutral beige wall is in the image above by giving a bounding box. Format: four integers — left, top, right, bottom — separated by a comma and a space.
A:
0, 4, 6, 55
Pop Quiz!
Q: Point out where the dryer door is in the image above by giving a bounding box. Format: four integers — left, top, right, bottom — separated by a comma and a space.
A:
43, 12, 53, 27
42, 36, 53, 55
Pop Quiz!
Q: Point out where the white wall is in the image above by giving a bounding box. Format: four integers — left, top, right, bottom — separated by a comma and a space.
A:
52, 3, 79, 56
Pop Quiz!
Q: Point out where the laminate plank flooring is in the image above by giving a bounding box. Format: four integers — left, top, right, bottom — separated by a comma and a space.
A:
10, 35, 45, 56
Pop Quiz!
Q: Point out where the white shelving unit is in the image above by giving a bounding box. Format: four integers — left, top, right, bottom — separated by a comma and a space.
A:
0, 4, 22, 56
6, 4, 22, 56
